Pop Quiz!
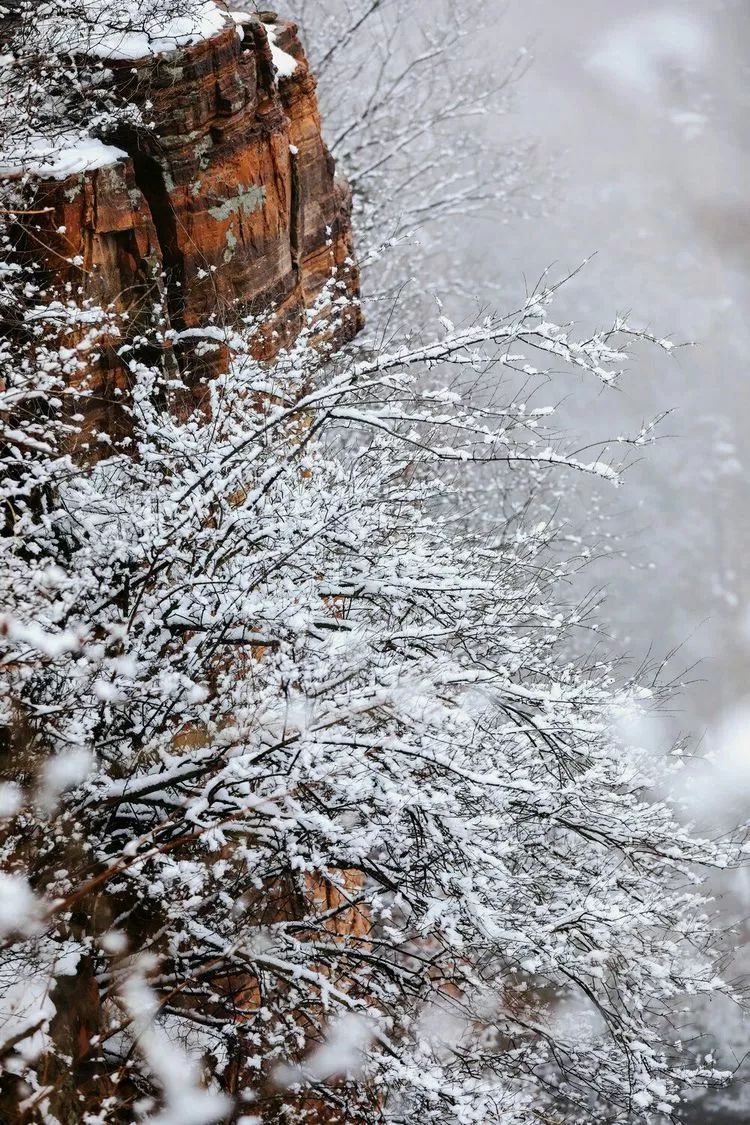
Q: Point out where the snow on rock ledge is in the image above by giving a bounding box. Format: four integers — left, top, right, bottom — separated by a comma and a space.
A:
0, 134, 127, 180
230, 11, 298, 78
40, 0, 231, 61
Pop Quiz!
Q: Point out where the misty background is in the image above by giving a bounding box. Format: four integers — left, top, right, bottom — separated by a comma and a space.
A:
470, 1, 749, 1116
461, 0, 750, 822
313, 0, 750, 1111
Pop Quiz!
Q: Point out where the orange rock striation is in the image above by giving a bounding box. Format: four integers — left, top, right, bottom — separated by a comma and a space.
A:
12, 11, 361, 395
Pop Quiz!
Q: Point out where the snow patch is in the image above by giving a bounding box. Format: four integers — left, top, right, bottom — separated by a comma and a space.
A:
228, 12, 298, 78
74, 1, 229, 60
0, 976, 56, 1062
275, 1015, 373, 1087
0, 133, 127, 180
264, 23, 299, 79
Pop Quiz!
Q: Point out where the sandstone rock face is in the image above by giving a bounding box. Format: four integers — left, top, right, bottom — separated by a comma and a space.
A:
12, 12, 361, 401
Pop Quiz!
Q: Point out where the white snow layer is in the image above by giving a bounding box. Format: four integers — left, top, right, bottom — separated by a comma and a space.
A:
79, 1, 229, 60
230, 14, 298, 79
265, 23, 298, 79
0, 133, 127, 179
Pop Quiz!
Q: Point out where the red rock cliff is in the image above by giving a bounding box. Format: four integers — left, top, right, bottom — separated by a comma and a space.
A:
10, 10, 361, 417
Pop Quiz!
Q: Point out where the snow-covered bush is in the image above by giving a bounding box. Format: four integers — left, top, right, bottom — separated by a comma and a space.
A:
0, 0, 745, 1122
0, 236, 741, 1120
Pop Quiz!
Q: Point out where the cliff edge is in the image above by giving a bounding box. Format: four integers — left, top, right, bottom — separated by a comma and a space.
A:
3, 7, 362, 431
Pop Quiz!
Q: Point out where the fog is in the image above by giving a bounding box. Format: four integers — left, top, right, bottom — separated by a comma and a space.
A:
468, 0, 749, 791
470, 4, 750, 1115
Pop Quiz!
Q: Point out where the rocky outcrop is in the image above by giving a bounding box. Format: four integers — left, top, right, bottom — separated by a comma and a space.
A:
10, 10, 361, 413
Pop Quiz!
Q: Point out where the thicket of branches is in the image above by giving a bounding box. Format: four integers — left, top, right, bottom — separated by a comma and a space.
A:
286, 0, 535, 333
0, 1, 745, 1122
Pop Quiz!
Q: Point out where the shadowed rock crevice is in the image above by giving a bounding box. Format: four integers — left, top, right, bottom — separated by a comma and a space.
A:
127, 146, 188, 328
